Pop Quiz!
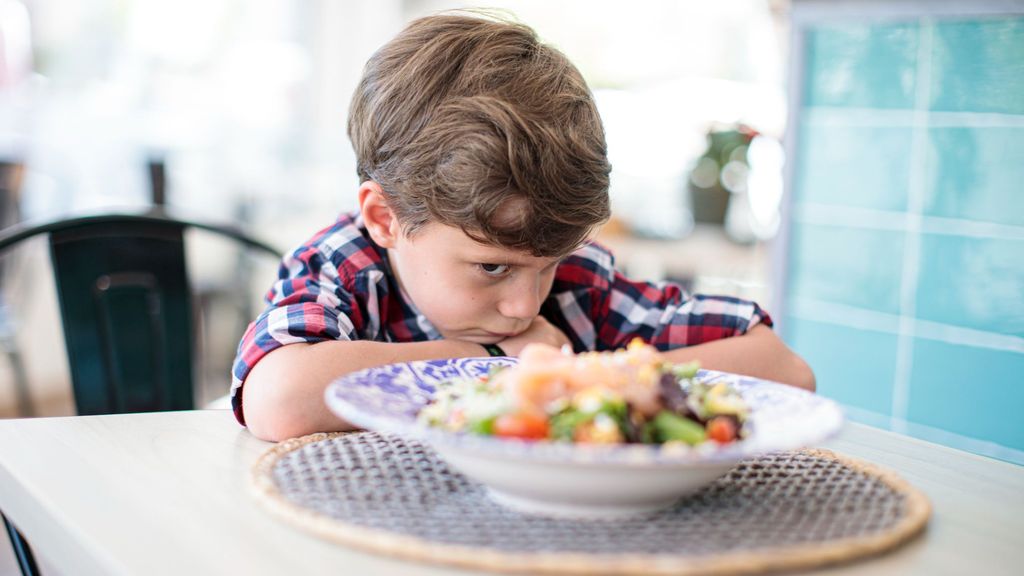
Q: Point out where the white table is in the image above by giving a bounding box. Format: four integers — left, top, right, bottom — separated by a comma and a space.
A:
0, 410, 1021, 575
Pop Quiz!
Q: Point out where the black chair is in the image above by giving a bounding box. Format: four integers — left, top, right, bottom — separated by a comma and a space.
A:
0, 208, 280, 575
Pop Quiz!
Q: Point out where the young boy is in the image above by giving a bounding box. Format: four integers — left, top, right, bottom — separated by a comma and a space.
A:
232, 14, 814, 442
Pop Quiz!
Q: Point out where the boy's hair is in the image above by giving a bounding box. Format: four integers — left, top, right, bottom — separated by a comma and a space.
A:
348, 13, 611, 257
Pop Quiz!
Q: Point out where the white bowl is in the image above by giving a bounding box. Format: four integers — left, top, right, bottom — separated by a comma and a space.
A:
325, 357, 843, 518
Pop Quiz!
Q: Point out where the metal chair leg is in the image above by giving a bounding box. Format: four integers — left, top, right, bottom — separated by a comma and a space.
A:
0, 299, 32, 417
3, 342, 33, 417
2, 512, 40, 576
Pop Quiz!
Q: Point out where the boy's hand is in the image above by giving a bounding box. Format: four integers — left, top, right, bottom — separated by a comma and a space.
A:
497, 316, 570, 356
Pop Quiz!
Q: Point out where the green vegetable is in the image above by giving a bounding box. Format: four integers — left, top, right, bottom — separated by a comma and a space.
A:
468, 416, 497, 436
640, 421, 657, 444
598, 398, 627, 420
598, 399, 634, 439
672, 362, 701, 380
652, 411, 707, 445
549, 409, 593, 441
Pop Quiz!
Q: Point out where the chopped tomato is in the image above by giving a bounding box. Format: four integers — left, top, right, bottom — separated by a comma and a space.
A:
707, 416, 737, 443
493, 412, 550, 440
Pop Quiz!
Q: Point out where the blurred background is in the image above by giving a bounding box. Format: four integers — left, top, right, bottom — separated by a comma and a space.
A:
0, 0, 1020, 467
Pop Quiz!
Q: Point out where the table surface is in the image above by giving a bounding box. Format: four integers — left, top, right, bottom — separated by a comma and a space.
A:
0, 410, 1022, 576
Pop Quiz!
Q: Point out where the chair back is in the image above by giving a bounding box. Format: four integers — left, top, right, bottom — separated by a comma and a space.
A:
0, 209, 280, 415
50, 219, 193, 414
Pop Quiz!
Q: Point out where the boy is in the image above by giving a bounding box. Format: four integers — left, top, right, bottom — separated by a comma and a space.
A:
233, 14, 814, 442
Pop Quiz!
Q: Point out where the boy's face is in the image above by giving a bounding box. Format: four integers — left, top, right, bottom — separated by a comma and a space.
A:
387, 222, 561, 344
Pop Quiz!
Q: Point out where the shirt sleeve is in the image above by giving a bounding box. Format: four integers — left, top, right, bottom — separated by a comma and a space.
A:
229, 241, 362, 426
595, 268, 773, 352
550, 242, 772, 353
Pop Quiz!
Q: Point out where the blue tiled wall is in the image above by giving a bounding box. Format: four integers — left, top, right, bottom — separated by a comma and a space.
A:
907, 339, 1024, 451
923, 127, 1024, 227
783, 14, 1024, 464
788, 224, 905, 314
803, 22, 919, 109
785, 318, 899, 415
915, 234, 1024, 337
797, 124, 913, 212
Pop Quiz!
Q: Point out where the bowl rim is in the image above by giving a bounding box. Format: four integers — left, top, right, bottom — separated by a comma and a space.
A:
324, 356, 844, 467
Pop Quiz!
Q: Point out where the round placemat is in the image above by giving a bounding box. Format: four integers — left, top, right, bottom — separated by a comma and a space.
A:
250, 432, 930, 575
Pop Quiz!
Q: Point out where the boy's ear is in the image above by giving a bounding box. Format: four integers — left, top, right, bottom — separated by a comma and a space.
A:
358, 181, 402, 248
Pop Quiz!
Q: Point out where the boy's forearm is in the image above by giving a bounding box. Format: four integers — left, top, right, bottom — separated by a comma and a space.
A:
242, 339, 488, 442
661, 325, 816, 392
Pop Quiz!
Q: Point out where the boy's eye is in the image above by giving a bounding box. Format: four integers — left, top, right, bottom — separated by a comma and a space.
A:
478, 263, 511, 277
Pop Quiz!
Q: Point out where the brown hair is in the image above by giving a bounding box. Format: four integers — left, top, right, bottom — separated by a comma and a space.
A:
348, 13, 611, 257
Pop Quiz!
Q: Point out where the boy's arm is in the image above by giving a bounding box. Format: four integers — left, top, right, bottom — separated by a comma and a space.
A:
575, 248, 814, 391
661, 324, 816, 392
242, 315, 568, 442
243, 339, 486, 442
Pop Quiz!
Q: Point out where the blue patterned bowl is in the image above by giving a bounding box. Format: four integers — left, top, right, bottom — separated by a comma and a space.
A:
325, 357, 843, 518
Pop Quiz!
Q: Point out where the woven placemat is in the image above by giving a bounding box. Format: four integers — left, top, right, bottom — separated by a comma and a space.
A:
250, 432, 930, 575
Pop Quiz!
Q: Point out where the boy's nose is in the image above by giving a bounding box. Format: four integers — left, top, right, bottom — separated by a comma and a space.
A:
497, 277, 543, 320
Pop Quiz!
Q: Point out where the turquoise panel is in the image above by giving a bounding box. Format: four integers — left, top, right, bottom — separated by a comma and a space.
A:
907, 338, 1024, 451
788, 224, 904, 315
804, 22, 918, 109
930, 18, 1024, 115
923, 127, 1024, 228
796, 122, 912, 211
915, 234, 1024, 338
783, 316, 898, 415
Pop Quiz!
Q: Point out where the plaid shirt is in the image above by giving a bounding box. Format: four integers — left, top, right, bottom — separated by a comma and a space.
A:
231, 212, 772, 425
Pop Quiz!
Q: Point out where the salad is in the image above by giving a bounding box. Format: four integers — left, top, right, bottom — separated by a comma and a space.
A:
417, 339, 750, 446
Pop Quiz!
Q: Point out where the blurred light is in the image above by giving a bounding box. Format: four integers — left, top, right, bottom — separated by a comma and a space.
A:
720, 160, 749, 194
745, 135, 784, 238
129, 0, 229, 67
217, 40, 309, 131
0, 0, 32, 88
690, 157, 719, 189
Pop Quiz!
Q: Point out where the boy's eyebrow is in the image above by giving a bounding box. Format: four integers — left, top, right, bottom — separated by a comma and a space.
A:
466, 251, 562, 268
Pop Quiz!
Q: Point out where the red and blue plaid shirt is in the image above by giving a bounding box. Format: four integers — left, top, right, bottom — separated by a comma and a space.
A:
231, 212, 772, 425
